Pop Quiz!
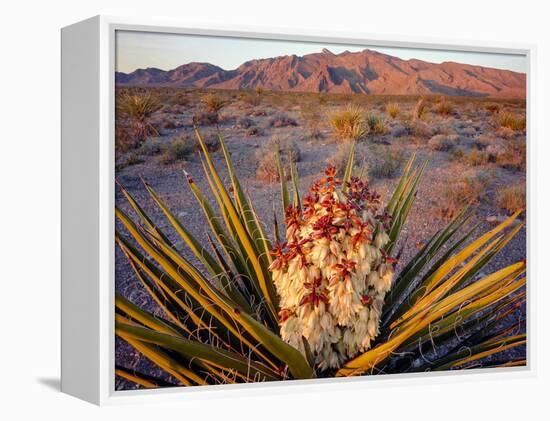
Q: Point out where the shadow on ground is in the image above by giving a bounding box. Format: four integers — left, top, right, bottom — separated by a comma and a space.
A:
37, 377, 60, 392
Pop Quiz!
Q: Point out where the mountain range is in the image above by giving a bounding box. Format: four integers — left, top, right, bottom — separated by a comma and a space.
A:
115, 48, 526, 98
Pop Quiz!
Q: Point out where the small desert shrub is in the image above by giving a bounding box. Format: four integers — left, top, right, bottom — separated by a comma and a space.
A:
485, 102, 501, 113
269, 112, 298, 128
366, 113, 387, 135
136, 138, 162, 156
496, 141, 526, 172
464, 149, 492, 166
434, 97, 453, 115
448, 146, 465, 162
385, 102, 400, 118
193, 111, 219, 126
370, 147, 404, 179
161, 132, 220, 164
201, 93, 226, 113
497, 111, 526, 131
401, 118, 432, 139
255, 86, 264, 96
435, 174, 489, 220
496, 183, 526, 214
161, 136, 195, 164
235, 116, 255, 129
256, 136, 300, 182
329, 105, 367, 141
428, 134, 460, 152
125, 152, 145, 167
115, 126, 136, 153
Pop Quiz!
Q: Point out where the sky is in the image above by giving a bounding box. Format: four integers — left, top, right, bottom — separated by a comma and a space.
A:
115, 30, 527, 74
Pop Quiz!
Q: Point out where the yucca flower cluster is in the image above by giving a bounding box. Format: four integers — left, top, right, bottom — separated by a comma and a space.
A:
269, 166, 397, 370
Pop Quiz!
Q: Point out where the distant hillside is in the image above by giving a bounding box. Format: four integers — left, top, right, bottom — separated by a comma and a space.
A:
116, 48, 526, 98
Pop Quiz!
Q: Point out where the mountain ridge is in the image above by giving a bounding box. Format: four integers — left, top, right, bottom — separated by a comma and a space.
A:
115, 48, 526, 98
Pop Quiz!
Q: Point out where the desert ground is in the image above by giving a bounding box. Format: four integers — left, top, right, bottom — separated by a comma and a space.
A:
114, 87, 526, 389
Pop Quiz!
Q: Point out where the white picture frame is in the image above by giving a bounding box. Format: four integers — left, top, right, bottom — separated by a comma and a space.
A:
61, 15, 535, 405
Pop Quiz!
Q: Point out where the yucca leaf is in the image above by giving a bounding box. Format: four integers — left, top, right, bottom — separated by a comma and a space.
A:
342, 140, 356, 193
386, 159, 428, 254
115, 366, 174, 388
116, 318, 207, 386
337, 261, 525, 376
290, 159, 300, 209
116, 320, 281, 382
382, 209, 473, 323
275, 148, 290, 211
386, 152, 416, 216
117, 181, 174, 247
422, 210, 522, 295
116, 232, 223, 339
195, 127, 279, 320
397, 277, 525, 353
431, 333, 526, 371
115, 293, 183, 337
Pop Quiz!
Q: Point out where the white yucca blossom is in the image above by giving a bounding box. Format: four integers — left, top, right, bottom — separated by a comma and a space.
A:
270, 166, 396, 370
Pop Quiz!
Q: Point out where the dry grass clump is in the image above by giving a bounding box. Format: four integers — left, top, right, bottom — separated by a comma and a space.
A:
496, 182, 526, 214
369, 147, 405, 179
435, 174, 489, 220
497, 111, 526, 131
434, 97, 453, 115
329, 105, 367, 141
269, 112, 298, 128
201, 93, 227, 113
366, 113, 388, 134
385, 102, 400, 119
256, 136, 300, 182
496, 141, 526, 172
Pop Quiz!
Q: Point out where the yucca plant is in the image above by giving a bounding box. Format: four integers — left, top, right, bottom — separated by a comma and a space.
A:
117, 93, 161, 143
386, 102, 400, 119
329, 105, 367, 141
201, 93, 227, 114
115, 129, 525, 388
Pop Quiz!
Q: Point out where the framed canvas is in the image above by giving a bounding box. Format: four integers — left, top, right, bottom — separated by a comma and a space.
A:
61, 15, 533, 405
